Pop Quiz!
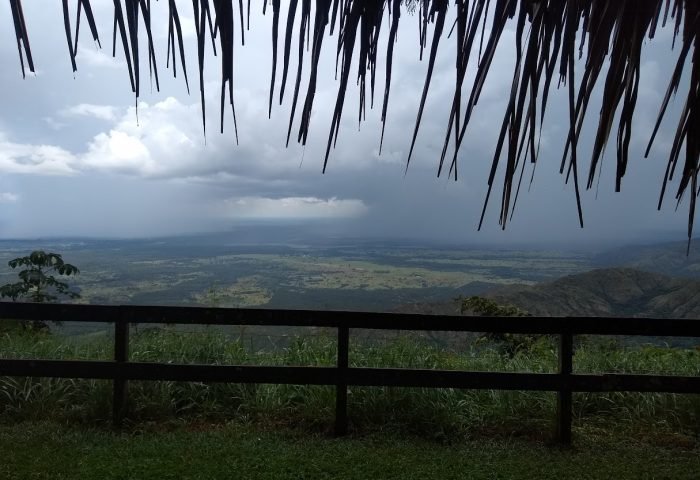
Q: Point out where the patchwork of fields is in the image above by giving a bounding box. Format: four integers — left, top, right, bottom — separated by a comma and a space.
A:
0, 238, 592, 311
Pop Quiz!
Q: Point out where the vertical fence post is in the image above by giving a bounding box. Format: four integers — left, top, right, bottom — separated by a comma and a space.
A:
113, 311, 129, 428
557, 331, 573, 446
335, 326, 349, 436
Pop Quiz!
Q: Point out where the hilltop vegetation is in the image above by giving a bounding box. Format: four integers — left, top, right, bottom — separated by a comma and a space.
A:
396, 267, 700, 321
488, 268, 700, 318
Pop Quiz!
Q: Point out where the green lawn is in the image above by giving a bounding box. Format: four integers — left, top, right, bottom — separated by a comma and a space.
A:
1, 421, 698, 480
2, 329, 699, 479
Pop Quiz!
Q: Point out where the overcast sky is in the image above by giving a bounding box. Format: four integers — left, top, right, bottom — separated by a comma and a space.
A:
0, 2, 692, 248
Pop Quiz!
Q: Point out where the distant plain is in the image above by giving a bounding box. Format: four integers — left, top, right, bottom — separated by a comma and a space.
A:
0, 234, 599, 312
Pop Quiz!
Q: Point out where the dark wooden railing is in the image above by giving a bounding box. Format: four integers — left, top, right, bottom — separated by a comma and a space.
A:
1, 302, 699, 445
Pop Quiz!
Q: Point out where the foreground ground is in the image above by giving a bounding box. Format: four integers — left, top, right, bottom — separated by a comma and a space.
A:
1, 421, 698, 480
2, 327, 698, 478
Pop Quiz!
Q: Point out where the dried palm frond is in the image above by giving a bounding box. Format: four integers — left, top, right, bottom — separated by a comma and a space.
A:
7, 0, 700, 244
62, 0, 101, 73
9, 0, 34, 78
166, 0, 190, 93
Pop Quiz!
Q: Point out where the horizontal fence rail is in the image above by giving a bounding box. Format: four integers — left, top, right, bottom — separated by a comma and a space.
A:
2, 302, 700, 335
1, 302, 699, 445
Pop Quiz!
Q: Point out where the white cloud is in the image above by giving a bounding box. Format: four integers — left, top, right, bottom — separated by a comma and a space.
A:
79, 97, 201, 177
0, 134, 77, 175
44, 116, 67, 131
75, 96, 326, 180
61, 104, 119, 121
0, 192, 18, 203
82, 129, 154, 173
1, 96, 274, 179
222, 196, 368, 219
75, 46, 124, 70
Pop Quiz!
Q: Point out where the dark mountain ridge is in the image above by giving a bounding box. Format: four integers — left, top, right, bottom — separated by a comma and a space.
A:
593, 240, 700, 279
488, 268, 700, 318
393, 267, 700, 319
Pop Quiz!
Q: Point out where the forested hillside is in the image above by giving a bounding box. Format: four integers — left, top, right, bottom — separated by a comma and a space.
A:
488, 268, 700, 318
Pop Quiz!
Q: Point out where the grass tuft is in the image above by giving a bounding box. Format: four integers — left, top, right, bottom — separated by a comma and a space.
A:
1, 328, 699, 440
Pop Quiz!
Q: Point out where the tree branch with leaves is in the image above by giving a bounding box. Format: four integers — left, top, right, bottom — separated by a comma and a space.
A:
0, 251, 80, 304
459, 295, 548, 357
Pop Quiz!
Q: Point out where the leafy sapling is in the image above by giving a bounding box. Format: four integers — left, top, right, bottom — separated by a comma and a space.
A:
0, 250, 80, 303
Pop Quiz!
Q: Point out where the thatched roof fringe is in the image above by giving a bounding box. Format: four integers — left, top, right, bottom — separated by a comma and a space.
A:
7, 0, 700, 242
165, 0, 190, 94
9, 0, 34, 78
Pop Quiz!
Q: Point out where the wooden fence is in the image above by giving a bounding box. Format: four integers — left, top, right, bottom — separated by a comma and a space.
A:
1, 302, 699, 445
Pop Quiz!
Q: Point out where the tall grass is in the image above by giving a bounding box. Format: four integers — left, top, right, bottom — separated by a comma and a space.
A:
1, 327, 698, 438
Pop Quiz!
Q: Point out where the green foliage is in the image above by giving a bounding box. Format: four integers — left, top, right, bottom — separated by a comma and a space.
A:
0, 251, 80, 304
2, 422, 699, 480
460, 296, 530, 317
459, 296, 543, 357
1, 329, 698, 440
